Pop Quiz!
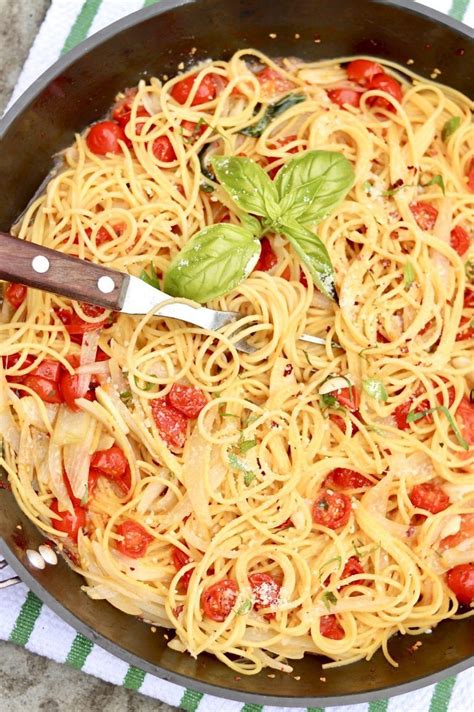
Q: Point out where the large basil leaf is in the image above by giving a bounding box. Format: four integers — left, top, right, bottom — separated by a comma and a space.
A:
239, 93, 306, 138
212, 156, 280, 220
164, 224, 260, 303
276, 150, 354, 224
280, 218, 338, 302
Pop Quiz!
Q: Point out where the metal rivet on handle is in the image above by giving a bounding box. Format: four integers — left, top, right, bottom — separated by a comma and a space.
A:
98, 275, 115, 294
32, 255, 50, 273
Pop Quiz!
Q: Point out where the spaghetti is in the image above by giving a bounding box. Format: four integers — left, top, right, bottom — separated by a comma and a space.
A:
1, 50, 473, 675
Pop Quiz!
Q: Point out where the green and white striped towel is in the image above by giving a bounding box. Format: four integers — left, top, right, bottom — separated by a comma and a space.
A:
1, 0, 473, 709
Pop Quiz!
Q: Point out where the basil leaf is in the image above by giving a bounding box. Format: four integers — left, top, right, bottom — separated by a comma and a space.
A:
423, 174, 446, 195
279, 219, 337, 302
229, 452, 256, 485
362, 378, 388, 402
164, 224, 260, 303
442, 116, 460, 141
237, 599, 252, 615
407, 406, 469, 450
244, 471, 256, 486
322, 591, 338, 610
465, 257, 474, 282
275, 150, 354, 224
140, 262, 161, 289
239, 212, 262, 238
239, 438, 257, 454
119, 390, 133, 405
404, 261, 415, 290
212, 155, 280, 220
239, 93, 306, 137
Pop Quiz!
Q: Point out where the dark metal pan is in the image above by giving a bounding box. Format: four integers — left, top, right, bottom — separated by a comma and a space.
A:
0, 0, 472, 705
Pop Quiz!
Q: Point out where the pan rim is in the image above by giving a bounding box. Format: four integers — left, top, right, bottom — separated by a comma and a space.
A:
0, 0, 473, 705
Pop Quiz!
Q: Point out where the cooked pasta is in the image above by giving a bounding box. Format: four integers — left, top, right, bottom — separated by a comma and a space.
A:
1, 50, 473, 676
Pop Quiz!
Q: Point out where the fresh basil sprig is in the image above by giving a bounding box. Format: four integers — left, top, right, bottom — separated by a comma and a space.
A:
239, 93, 306, 137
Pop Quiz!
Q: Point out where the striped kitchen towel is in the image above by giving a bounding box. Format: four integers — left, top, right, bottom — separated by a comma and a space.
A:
1, 1, 473, 710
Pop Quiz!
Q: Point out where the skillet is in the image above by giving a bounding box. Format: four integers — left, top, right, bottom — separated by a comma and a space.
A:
0, 0, 473, 705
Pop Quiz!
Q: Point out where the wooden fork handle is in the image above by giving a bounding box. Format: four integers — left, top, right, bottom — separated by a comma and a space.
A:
0, 232, 129, 310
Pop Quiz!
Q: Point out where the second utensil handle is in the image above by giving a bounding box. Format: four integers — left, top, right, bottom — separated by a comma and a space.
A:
0, 232, 129, 310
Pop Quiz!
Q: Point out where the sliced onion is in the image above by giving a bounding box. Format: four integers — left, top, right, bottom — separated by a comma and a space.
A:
53, 406, 93, 446
74, 361, 110, 376
268, 357, 299, 409
63, 413, 96, 500
0, 380, 20, 451
359, 473, 413, 538
48, 440, 71, 512
182, 414, 215, 527
77, 330, 100, 397
442, 542, 474, 568
136, 480, 167, 514
17, 396, 58, 432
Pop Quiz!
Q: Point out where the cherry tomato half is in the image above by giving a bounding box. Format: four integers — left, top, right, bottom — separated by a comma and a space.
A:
60, 372, 94, 411
446, 563, 474, 605
171, 73, 216, 106
340, 556, 366, 588
50, 498, 86, 542
440, 514, 474, 551
172, 546, 194, 593
152, 135, 176, 162
151, 397, 188, 448
86, 121, 127, 155
166, 383, 207, 419
334, 386, 360, 412
320, 614, 345, 640
91, 446, 128, 479
249, 572, 280, 619
256, 66, 295, 94
450, 225, 470, 256
201, 579, 239, 621
5, 282, 27, 309
456, 317, 474, 342
456, 396, 474, 446
367, 73, 403, 111
409, 483, 450, 514
23, 375, 63, 404
312, 490, 351, 529
347, 59, 383, 86
324, 468, 371, 490
254, 237, 278, 272
410, 202, 438, 231
30, 359, 62, 383
328, 88, 362, 108
116, 520, 153, 558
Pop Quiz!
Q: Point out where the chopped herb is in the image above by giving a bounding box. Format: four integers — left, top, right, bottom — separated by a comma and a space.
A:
322, 591, 338, 610
139, 262, 161, 289
382, 179, 410, 197
244, 471, 256, 486
352, 538, 365, 557
465, 258, 474, 282
362, 378, 388, 402
363, 180, 373, 194
404, 261, 416, 290
133, 376, 155, 391
119, 390, 132, 405
358, 347, 371, 362
318, 556, 342, 580
304, 350, 315, 367
422, 174, 446, 195
442, 116, 460, 141
80, 486, 88, 506
236, 599, 252, 615
229, 452, 255, 485
320, 393, 338, 409
220, 406, 240, 418
239, 438, 257, 454
407, 406, 469, 450
243, 414, 260, 428
200, 182, 215, 193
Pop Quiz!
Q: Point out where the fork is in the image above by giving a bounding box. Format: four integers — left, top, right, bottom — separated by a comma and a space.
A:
0, 232, 335, 354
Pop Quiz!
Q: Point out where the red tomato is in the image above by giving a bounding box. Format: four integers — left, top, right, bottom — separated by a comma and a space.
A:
83, 225, 115, 246
320, 614, 344, 640
393, 400, 412, 430
256, 66, 294, 94
60, 372, 94, 411
328, 88, 362, 108
86, 121, 127, 155
50, 499, 86, 542
267, 135, 300, 180
367, 74, 403, 110
347, 59, 383, 86
201, 579, 238, 621
23, 375, 63, 404
151, 398, 188, 448
87, 468, 101, 496
171, 73, 216, 106
409, 483, 450, 514
334, 386, 360, 412
329, 413, 360, 437
112, 88, 139, 124
31, 359, 61, 383
312, 490, 351, 530
340, 556, 366, 587
5, 283, 27, 309
2, 352, 35, 382
166, 383, 207, 419
464, 289, 474, 309
254, 237, 278, 272
91, 446, 128, 478
324, 468, 371, 490
181, 119, 207, 138
446, 563, 474, 605
456, 317, 474, 342
456, 396, 474, 446
152, 135, 176, 162
116, 106, 150, 132
468, 160, 474, 192
410, 202, 438, 231
249, 572, 280, 619
57, 307, 107, 336
116, 520, 153, 558
172, 546, 194, 593
450, 225, 470, 256
440, 514, 474, 551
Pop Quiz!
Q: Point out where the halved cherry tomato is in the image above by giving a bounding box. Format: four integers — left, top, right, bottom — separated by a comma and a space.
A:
330, 412, 361, 437
468, 160, 474, 193
57, 306, 107, 336
254, 237, 277, 272
152, 135, 176, 162
50, 498, 86, 542
31, 359, 62, 383
410, 202, 438, 231
324, 468, 371, 490
255, 66, 294, 94
340, 556, 366, 587
267, 135, 300, 180
86, 121, 126, 155
2, 352, 35, 382
83, 225, 121, 246
367, 74, 403, 110
347, 59, 383, 86
328, 88, 362, 108
450, 225, 470, 256
446, 563, 474, 605
249, 572, 280, 620
393, 400, 412, 430
464, 289, 474, 309
166, 383, 207, 419
5, 282, 27, 309
456, 317, 474, 342
23, 375, 63, 404
116, 520, 153, 558
409, 483, 450, 514
151, 398, 188, 448
456, 396, 474, 446
112, 88, 139, 124
201, 579, 239, 621
181, 119, 207, 140
312, 490, 351, 529
172, 546, 194, 593
320, 614, 344, 640
91, 446, 128, 479
60, 371, 94, 411
334, 386, 360, 412
440, 514, 474, 551
171, 73, 216, 106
